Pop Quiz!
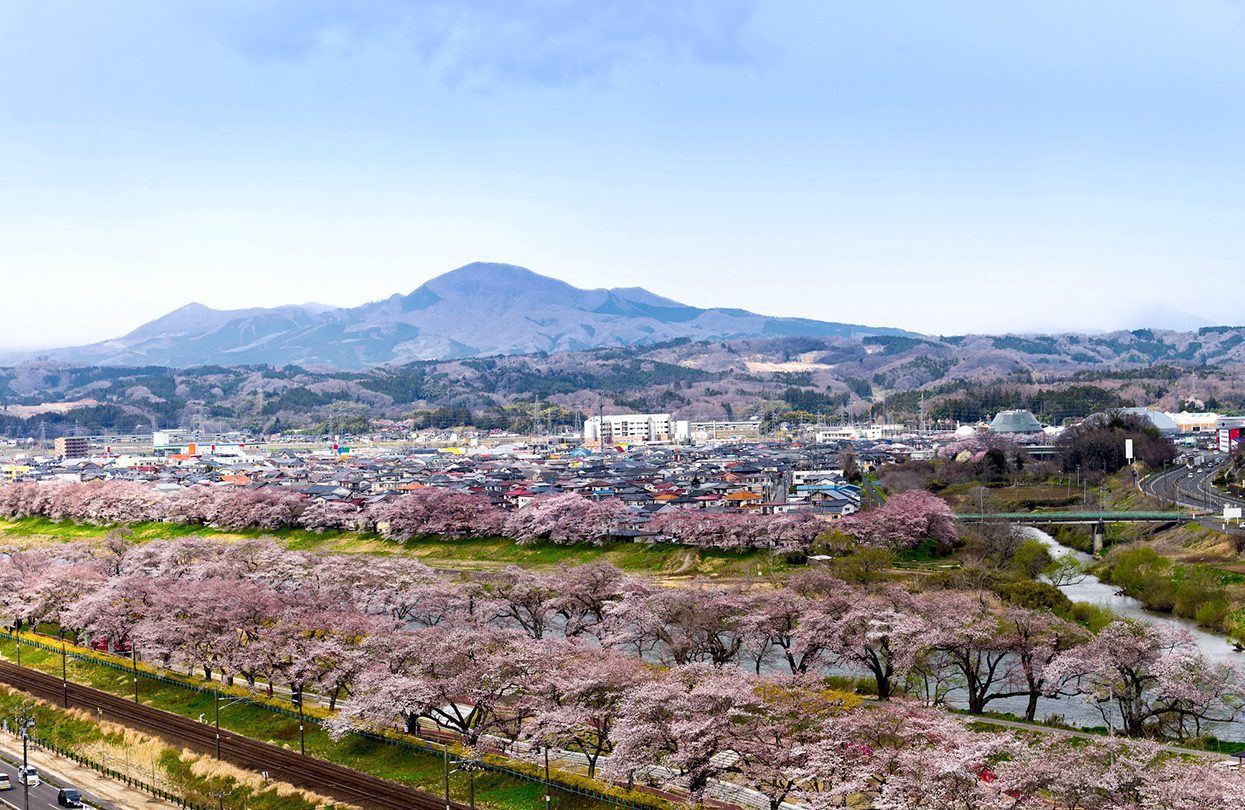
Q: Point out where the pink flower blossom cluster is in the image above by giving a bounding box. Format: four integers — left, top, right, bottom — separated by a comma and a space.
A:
2, 538, 1243, 808
837, 490, 958, 550
0, 481, 839, 551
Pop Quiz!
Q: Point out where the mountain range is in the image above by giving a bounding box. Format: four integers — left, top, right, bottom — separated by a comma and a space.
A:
15, 263, 911, 369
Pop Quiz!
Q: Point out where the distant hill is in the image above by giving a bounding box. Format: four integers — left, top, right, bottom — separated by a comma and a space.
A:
4, 327, 1245, 438
16, 263, 912, 369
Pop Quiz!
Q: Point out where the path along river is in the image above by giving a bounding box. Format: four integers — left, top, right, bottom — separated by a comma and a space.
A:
964, 527, 1245, 739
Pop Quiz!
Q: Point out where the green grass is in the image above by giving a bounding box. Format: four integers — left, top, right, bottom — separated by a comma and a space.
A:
0, 516, 788, 578
0, 635, 641, 810
0, 687, 329, 810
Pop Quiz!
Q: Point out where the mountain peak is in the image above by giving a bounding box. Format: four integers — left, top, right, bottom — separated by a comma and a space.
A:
33, 263, 911, 368
419, 262, 573, 296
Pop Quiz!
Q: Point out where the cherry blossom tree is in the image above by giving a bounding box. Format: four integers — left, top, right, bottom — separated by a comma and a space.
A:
802, 585, 925, 700
605, 664, 754, 799
298, 499, 362, 533
1002, 605, 1087, 722
336, 624, 545, 745
523, 641, 651, 777
369, 489, 505, 541
214, 487, 306, 531
838, 490, 958, 551
728, 677, 860, 810
478, 566, 560, 640
603, 584, 752, 666
60, 573, 160, 649
550, 562, 631, 639
504, 493, 630, 546
1045, 618, 1245, 738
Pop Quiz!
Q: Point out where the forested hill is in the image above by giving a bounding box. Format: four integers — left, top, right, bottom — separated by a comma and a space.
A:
3, 326, 1245, 436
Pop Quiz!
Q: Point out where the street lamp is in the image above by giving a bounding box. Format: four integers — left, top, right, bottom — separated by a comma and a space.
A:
17, 710, 35, 810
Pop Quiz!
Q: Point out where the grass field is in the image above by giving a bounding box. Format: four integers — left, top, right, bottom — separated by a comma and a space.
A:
0, 516, 788, 578
0, 635, 639, 810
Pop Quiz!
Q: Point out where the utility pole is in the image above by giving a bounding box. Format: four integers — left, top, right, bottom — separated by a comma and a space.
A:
215, 689, 221, 759
61, 631, 68, 708
132, 645, 140, 703
443, 742, 451, 810
544, 746, 552, 810
295, 688, 305, 755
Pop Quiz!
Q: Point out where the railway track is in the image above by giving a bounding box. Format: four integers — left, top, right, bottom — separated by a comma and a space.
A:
0, 660, 466, 810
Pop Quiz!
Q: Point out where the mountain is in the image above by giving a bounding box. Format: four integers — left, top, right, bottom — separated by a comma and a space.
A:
20, 263, 912, 369
8, 327, 1245, 438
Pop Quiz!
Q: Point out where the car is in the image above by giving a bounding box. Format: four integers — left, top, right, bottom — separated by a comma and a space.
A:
16, 765, 39, 786
0, 773, 10, 790
58, 788, 85, 807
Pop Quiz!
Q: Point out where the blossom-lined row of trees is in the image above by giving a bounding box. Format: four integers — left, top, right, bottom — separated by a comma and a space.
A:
2, 536, 1238, 739
0, 537, 1241, 808
0, 480, 943, 552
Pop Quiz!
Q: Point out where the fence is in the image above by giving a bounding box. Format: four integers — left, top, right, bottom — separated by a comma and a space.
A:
6, 631, 673, 810
14, 732, 211, 810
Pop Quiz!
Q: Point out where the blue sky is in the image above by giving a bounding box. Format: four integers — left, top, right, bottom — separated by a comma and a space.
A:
2, 0, 1244, 347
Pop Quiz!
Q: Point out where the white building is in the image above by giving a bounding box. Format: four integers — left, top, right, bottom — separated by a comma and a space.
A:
584, 413, 689, 445
816, 424, 906, 442
688, 420, 762, 442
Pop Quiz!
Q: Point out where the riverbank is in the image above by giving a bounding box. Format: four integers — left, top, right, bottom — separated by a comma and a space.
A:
1027, 526, 1245, 740
0, 516, 790, 579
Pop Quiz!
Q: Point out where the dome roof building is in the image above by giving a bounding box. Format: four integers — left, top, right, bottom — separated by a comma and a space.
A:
988, 409, 1043, 434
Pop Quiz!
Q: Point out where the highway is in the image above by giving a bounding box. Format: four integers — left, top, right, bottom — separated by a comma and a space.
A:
0, 746, 120, 810
1142, 455, 1245, 515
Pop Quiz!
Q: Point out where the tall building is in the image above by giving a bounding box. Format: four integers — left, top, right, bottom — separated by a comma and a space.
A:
54, 436, 90, 459
584, 413, 688, 445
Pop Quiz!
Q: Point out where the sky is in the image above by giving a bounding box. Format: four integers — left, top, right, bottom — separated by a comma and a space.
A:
2, 0, 1245, 348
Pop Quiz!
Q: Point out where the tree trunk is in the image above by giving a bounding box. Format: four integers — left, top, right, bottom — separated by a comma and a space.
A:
1024, 690, 1039, 722
874, 669, 891, 700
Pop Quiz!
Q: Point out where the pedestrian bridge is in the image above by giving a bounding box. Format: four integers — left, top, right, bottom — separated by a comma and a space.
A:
955, 511, 1193, 525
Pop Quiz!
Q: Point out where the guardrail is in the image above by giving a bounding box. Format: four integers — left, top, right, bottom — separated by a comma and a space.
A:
956, 511, 1191, 523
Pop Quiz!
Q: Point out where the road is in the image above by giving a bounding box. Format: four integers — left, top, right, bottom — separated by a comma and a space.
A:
1142, 456, 1245, 518
0, 746, 120, 810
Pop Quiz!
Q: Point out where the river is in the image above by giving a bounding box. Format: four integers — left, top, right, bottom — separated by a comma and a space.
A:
1000, 527, 1245, 738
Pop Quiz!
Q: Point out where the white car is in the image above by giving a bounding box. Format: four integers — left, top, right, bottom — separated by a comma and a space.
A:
16, 765, 39, 787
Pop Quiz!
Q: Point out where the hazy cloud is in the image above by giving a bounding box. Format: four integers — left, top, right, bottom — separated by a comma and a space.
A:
217, 0, 762, 86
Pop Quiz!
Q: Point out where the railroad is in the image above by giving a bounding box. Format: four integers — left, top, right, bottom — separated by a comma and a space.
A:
0, 659, 467, 810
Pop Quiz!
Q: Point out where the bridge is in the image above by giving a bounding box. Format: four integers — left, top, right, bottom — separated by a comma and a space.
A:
955, 511, 1193, 525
